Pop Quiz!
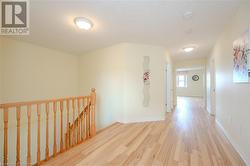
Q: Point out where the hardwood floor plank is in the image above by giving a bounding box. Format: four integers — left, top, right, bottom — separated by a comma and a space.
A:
42, 97, 246, 166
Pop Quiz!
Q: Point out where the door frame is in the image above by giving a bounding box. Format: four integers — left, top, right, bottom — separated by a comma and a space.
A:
210, 59, 216, 115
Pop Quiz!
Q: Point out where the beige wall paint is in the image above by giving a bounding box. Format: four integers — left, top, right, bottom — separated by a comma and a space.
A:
80, 43, 173, 129
174, 58, 206, 69
79, 43, 126, 130
206, 58, 216, 115
122, 43, 166, 123
165, 51, 174, 112
1, 37, 79, 102
207, 3, 250, 165
0, 37, 3, 103
0, 38, 3, 163
0, 37, 80, 164
176, 69, 204, 97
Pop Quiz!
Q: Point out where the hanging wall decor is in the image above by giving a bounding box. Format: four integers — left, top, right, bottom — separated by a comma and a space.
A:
233, 27, 250, 83
192, 75, 199, 81
143, 56, 150, 107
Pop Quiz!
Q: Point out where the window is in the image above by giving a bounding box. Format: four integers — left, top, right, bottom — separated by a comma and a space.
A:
177, 75, 187, 87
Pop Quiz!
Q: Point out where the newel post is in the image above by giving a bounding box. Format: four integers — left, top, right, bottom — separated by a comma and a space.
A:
90, 88, 96, 137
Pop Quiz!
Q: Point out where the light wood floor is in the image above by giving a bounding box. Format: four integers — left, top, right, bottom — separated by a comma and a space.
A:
42, 97, 246, 166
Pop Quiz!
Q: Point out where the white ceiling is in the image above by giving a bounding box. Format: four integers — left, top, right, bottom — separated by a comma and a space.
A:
10, 0, 244, 60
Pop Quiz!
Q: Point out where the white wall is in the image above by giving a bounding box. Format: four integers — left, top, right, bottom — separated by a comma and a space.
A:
174, 59, 206, 69
176, 69, 204, 97
80, 43, 173, 129
1, 37, 79, 102
0, 37, 80, 164
206, 58, 216, 115
207, 3, 250, 165
165, 51, 174, 112
122, 44, 166, 123
79, 43, 126, 130
206, 60, 212, 114
0, 38, 3, 165
0, 37, 3, 103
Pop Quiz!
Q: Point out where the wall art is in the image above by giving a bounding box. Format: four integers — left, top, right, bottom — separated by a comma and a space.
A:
143, 56, 150, 107
233, 28, 250, 83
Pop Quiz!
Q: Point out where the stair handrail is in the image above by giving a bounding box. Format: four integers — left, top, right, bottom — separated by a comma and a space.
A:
0, 88, 96, 166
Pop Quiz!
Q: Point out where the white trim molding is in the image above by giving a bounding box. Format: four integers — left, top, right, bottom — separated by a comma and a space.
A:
121, 115, 165, 124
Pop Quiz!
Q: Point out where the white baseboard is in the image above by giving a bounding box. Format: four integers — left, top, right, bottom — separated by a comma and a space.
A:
120, 115, 165, 124
216, 119, 249, 166
205, 105, 216, 116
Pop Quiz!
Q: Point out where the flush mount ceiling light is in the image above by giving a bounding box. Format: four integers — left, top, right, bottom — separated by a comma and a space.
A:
183, 47, 195, 53
74, 17, 93, 30
183, 11, 193, 20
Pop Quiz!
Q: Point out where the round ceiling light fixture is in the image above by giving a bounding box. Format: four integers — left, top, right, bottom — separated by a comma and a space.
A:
183, 47, 194, 52
74, 17, 93, 30
183, 11, 193, 20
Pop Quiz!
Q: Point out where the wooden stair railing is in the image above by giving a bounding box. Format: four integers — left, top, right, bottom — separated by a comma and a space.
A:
65, 95, 96, 148
67, 102, 89, 147
0, 88, 96, 166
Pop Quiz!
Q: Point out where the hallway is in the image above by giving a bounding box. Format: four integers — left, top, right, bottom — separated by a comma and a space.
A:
42, 97, 245, 166
1, 1, 249, 164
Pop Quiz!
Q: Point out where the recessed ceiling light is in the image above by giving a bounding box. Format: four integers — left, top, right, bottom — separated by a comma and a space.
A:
74, 17, 93, 30
183, 47, 194, 52
183, 11, 193, 20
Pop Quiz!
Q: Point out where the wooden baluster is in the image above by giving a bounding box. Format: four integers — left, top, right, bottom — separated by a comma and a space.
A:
37, 104, 41, 165
60, 101, 64, 152
82, 113, 85, 141
77, 98, 81, 143
45, 103, 49, 160
64, 132, 67, 151
84, 98, 87, 140
80, 114, 82, 142
68, 122, 71, 147
53, 101, 57, 156
75, 118, 78, 144
66, 100, 70, 149
86, 97, 90, 139
81, 99, 85, 141
72, 99, 75, 145
90, 88, 96, 137
64, 132, 66, 148
88, 97, 91, 138
16, 106, 21, 166
84, 97, 87, 140
27, 105, 31, 166
3, 107, 8, 166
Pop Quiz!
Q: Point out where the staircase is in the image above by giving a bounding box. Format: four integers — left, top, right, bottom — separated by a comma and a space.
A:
0, 88, 96, 166
66, 98, 95, 148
